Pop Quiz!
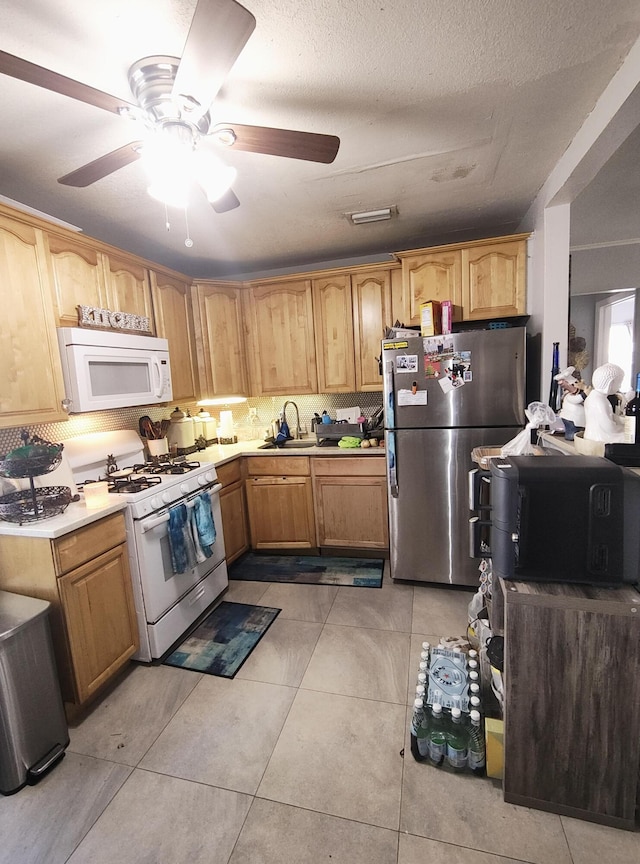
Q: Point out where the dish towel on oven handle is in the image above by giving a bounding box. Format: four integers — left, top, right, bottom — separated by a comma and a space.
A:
193, 492, 216, 556
168, 504, 198, 575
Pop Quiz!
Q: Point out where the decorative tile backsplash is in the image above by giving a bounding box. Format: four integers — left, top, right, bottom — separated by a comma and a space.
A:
0, 392, 384, 454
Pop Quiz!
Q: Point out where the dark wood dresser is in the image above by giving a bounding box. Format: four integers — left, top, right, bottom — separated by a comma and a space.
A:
500, 577, 640, 829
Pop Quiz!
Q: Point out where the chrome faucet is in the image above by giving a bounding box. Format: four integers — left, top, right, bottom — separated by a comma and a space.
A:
282, 400, 302, 439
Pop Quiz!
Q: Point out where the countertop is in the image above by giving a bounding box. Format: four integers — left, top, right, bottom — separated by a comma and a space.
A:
197, 437, 387, 467
539, 431, 640, 476
0, 438, 386, 539
0, 497, 128, 539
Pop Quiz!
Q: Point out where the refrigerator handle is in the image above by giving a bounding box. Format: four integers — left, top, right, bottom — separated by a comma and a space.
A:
387, 429, 398, 497
468, 468, 492, 511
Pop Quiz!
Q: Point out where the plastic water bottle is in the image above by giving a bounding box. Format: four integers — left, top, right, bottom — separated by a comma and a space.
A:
469, 695, 482, 712
427, 703, 447, 766
410, 697, 430, 761
467, 709, 486, 775
445, 707, 468, 771
415, 684, 426, 703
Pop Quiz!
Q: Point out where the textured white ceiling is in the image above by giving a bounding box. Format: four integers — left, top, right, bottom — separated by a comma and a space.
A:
1, 0, 639, 278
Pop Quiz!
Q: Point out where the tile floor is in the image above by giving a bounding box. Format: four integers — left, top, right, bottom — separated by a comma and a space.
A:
1, 565, 639, 864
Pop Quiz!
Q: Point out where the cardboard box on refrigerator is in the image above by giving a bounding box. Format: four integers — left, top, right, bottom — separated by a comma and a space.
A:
419, 300, 442, 336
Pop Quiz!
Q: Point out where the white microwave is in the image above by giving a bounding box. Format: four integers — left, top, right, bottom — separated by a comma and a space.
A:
57, 327, 172, 413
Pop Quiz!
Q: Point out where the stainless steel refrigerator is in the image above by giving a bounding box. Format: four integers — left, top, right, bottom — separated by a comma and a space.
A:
383, 326, 526, 586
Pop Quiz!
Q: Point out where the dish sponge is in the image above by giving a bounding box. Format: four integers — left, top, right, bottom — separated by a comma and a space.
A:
338, 436, 362, 448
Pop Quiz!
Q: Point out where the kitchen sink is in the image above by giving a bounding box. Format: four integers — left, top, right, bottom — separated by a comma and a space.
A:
259, 440, 316, 449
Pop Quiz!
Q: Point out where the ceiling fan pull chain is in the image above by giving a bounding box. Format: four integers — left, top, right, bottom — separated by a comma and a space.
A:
164, 202, 170, 233
184, 208, 193, 248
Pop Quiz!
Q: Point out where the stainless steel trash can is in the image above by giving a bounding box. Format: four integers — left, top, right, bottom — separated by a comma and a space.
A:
0, 590, 69, 794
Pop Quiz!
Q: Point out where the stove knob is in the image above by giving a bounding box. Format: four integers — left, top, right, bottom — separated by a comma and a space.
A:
181, 483, 190, 495
162, 491, 173, 504
197, 474, 209, 486
150, 497, 161, 510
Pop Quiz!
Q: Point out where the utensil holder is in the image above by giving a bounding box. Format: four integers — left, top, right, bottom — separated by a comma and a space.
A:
147, 438, 168, 457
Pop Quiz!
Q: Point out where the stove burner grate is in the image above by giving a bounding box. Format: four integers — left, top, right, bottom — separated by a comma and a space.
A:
135, 459, 201, 475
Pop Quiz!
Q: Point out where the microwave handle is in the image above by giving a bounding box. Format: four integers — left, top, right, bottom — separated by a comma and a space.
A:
151, 356, 163, 398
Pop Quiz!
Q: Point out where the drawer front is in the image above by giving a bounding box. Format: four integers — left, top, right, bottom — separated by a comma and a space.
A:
312, 455, 386, 476
245, 456, 310, 476
53, 512, 126, 575
216, 458, 242, 487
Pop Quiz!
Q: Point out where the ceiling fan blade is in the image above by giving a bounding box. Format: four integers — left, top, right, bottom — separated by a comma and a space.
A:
172, 0, 256, 116
213, 123, 340, 163
0, 50, 136, 115
211, 188, 240, 213
58, 142, 143, 187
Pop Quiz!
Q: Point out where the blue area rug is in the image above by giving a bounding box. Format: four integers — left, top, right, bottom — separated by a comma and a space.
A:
164, 602, 280, 678
229, 553, 383, 588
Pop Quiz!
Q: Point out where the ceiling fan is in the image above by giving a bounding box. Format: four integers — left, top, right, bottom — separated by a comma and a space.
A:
0, 0, 340, 213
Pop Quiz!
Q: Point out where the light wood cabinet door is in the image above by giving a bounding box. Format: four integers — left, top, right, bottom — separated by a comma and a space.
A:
58, 543, 139, 704
313, 273, 356, 392
351, 268, 392, 391
192, 281, 248, 397
0, 213, 67, 427
220, 482, 249, 564
150, 271, 198, 402
104, 254, 154, 332
398, 250, 463, 324
245, 476, 316, 549
46, 234, 109, 326
314, 475, 388, 549
245, 279, 317, 396
462, 239, 527, 319
312, 457, 388, 550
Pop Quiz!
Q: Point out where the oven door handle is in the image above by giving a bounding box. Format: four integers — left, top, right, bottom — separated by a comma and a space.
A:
140, 483, 222, 533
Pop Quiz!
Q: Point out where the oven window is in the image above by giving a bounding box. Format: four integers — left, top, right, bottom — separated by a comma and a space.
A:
88, 360, 151, 396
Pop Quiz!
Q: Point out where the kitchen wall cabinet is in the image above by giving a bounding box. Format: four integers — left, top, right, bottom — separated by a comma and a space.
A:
351, 267, 393, 391
46, 234, 109, 326
396, 248, 463, 325
244, 456, 316, 549
312, 273, 356, 393
0, 211, 68, 428
46, 232, 156, 332
244, 279, 318, 396
191, 281, 249, 397
0, 512, 138, 713
394, 234, 529, 324
312, 266, 393, 393
150, 270, 199, 403
216, 458, 249, 564
104, 254, 154, 331
462, 239, 527, 320
312, 456, 388, 550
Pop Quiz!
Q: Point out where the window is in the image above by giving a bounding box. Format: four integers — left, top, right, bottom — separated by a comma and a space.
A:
595, 293, 635, 391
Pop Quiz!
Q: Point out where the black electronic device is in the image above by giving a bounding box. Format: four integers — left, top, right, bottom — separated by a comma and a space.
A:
489, 455, 639, 586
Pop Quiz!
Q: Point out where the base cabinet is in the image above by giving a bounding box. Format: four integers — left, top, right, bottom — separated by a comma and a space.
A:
502, 578, 640, 829
312, 456, 388, 550
217, 459, 249, 565
245, 456, 315, 550
0, 512, 138, 714
58, 543, 138, 704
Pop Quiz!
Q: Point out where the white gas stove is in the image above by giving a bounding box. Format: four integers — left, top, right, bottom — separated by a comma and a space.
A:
64, 430, 228, 662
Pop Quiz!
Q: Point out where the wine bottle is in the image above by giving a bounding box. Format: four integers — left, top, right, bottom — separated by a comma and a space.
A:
624, 372, 640, 444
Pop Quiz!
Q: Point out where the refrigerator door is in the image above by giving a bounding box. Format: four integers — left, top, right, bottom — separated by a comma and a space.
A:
387, 426, 520, 585
382, 328, 526, 429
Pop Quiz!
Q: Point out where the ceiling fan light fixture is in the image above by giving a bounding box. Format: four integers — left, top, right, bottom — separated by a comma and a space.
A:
193, 151, 236, 203
349, 207, 396, 225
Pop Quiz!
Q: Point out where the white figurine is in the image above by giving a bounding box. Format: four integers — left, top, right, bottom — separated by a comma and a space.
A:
583, 363, 626, 443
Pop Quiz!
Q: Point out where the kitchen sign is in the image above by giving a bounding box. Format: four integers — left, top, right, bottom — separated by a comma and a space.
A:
77, 304, 151, 333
